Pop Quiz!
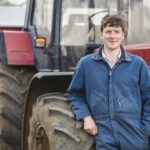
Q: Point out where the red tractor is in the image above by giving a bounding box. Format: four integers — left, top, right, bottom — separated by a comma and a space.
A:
0, 0, 150, 150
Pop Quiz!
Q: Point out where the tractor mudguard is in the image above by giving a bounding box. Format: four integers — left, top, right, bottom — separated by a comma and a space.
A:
22, 71, 73, 150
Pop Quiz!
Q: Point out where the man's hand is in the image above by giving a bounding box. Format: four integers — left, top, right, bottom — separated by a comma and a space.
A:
83, 116, 98, 135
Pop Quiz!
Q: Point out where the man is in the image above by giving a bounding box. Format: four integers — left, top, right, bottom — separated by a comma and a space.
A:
68, 14, 150, 150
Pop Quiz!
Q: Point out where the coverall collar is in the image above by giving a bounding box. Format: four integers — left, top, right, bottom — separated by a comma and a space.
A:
93, 44, 132, 62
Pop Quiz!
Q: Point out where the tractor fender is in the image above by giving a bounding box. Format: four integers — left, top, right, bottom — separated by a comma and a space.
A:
22, 71, 73, 150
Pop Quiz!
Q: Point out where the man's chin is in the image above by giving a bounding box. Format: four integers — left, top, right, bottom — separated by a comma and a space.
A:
108, 45, 120, 50
109, 47, 118, 51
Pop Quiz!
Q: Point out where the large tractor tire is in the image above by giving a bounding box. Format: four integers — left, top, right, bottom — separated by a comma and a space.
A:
0, 64, 34, 150
28, 93, 95, 150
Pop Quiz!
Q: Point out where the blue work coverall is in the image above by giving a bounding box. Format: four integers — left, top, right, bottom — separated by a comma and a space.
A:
68, 45, 150, 150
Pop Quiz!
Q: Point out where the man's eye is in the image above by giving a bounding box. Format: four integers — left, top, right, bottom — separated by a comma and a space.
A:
115, 31, 120, 34
106, 31, 111, 34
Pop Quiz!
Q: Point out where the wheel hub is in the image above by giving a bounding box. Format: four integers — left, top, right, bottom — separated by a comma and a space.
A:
34, 125, 50, 150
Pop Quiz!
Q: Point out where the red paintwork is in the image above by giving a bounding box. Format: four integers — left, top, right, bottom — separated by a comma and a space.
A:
93, 44, 150, 67
3, 30, 34, 65
125, 44, 150, 67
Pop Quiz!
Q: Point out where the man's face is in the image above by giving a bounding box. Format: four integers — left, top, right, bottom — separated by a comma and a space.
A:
100, 26, 124, 51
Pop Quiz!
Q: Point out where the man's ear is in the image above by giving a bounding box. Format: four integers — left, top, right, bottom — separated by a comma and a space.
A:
100, 32, 103, 40
122, 32, 125, 40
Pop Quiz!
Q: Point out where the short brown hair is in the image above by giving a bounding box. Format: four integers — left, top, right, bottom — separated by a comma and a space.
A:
100, 14, 126, 32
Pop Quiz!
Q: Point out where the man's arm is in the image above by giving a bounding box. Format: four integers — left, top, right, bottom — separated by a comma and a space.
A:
139, 60, 150, 134
68, 59, 97, 135
68, 59, 91, 120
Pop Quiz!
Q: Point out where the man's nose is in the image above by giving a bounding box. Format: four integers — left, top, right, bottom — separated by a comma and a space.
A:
110, 32, 116, 38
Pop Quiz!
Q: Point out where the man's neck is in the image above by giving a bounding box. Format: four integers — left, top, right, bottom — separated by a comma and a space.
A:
103, 47, 121, 63
103, 48, 121, 64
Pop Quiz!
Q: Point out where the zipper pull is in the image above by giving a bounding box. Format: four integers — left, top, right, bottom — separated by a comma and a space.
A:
118, 98, 122, 107
109, 71, 112, 76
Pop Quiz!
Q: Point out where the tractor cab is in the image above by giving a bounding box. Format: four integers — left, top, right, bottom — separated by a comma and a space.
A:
31, 0, 150, 72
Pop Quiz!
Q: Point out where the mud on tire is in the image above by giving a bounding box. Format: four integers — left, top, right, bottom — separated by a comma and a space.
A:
28, 93, 95, 150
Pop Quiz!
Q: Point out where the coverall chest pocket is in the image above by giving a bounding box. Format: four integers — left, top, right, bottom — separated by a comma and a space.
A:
117, 88, 140, 113
90, 90, 108, 115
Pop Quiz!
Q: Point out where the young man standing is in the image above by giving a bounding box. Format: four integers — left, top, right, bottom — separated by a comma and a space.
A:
68, 14, 150, 150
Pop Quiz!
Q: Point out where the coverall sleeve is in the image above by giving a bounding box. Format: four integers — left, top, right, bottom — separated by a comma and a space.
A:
139, 60, 150, 135
68, 59, 91, 120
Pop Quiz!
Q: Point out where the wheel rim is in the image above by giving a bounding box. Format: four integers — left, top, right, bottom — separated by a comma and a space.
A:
33, 125, 50, 150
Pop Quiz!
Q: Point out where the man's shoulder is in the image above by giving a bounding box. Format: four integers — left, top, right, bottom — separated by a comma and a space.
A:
80, 53, 96, 62
76, 53, 96, 69
126, 52, 145, 62
126, 52, 149, 69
